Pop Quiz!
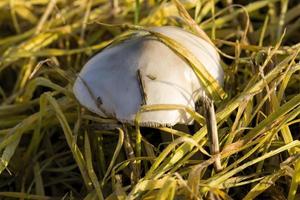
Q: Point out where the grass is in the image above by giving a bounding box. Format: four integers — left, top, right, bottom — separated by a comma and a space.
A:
0, 0, 300, 199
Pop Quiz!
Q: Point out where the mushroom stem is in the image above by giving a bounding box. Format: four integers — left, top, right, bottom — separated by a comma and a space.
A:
202, 94, 222, 172
122, 124, 140, 184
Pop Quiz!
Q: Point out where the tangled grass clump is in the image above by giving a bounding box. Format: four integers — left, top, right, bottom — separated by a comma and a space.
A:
0, 0, 300, 199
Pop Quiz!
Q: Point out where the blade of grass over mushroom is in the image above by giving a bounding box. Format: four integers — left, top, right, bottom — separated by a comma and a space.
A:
145, 30, 227, 101
136, 104, 206, 126
90, 23, 226, 101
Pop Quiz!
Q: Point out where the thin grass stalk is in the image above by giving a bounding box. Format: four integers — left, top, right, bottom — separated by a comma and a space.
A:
134, 0, 140, 24
84, 132, 104, 200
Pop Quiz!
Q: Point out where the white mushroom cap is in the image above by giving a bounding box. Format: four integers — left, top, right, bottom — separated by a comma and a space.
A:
73, 26, 224, 127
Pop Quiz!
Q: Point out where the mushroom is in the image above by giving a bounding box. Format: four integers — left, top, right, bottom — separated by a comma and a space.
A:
74, 26, 223, 125
73, 26, 225, 178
